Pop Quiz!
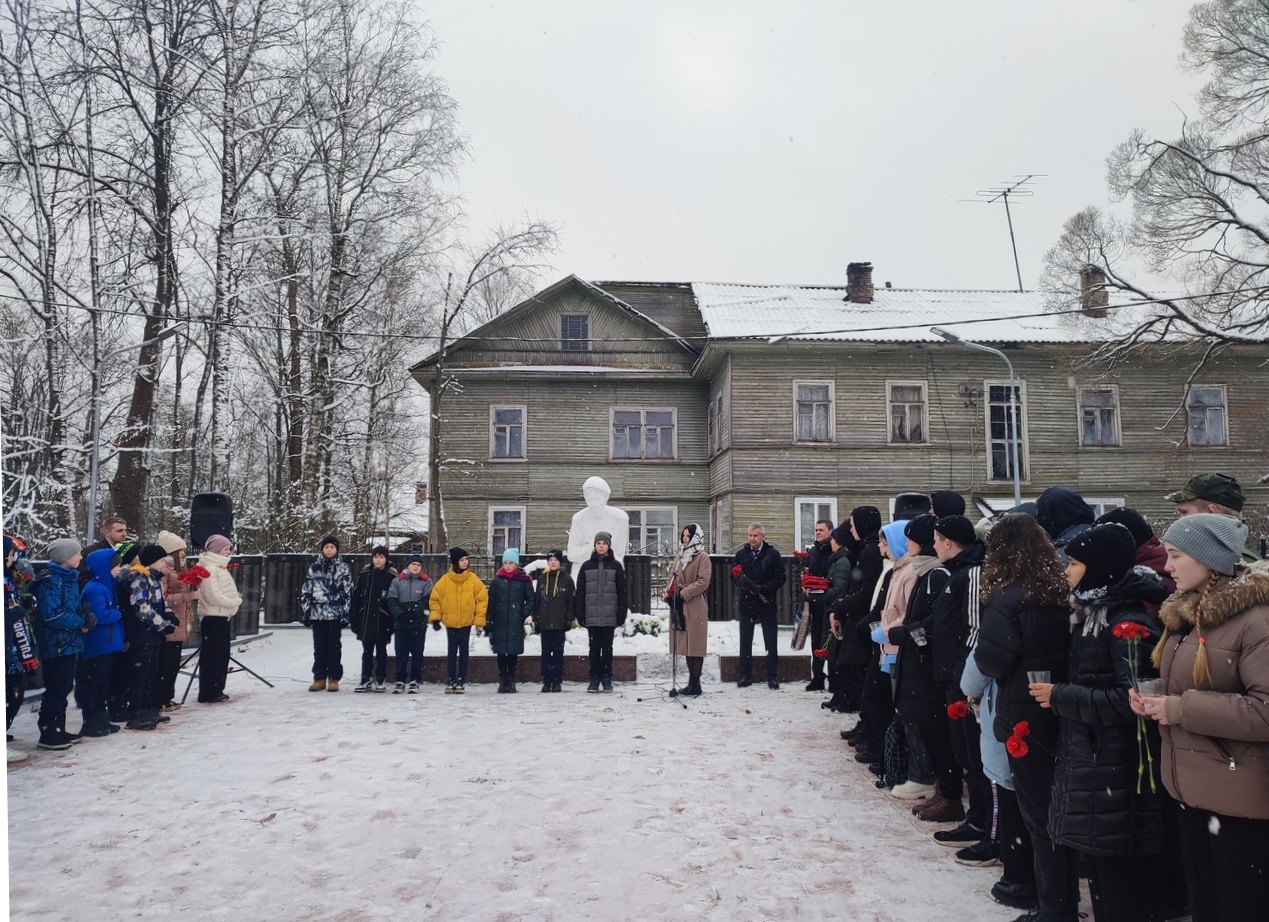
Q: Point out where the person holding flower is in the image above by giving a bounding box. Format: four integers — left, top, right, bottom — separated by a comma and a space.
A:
1030, 522, 1167, 922
668, 524, 711, 698
1130, 513, 1269, 922
151, 531, 197, 712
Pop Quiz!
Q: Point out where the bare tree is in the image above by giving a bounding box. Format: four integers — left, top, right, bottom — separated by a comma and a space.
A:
1043, 0, 1269, 369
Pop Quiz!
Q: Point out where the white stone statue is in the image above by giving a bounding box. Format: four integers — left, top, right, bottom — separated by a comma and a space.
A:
566, 476, 629, 582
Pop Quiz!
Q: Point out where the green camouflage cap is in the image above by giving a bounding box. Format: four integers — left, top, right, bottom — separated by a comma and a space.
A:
1164, 472, 1244, 512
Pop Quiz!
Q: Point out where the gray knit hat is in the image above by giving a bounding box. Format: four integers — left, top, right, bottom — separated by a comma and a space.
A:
594, 531, 613, 545
1161, 513, 1247, 576
47, 538, 83, 566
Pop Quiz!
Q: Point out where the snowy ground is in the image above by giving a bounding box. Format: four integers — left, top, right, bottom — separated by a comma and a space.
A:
6, 624, 1026, 922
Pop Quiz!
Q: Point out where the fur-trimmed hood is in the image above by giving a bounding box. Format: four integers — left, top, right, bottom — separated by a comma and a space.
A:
1159, 564, 1269, 633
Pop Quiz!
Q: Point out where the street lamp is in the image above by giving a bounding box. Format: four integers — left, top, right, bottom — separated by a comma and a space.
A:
86, 326, 181, 544
930, 326, 1022, 510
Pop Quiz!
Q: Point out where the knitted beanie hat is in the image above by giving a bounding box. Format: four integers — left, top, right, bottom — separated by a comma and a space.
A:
546, 549, 565, 563
1162, 514, 1247, 577
319, 534, 339, 553
156, 530, 187, 555
116, 541, 141, 565
1095, 507, 1153, 548
1065, 523, 1138, 593
594, 531, 613, 546
371, 545, 390, 559
502, 547, 520, 565
934, 514, 976, 547
905, 514, 939, 554
204, 534, 231, 556
449, 546, 469, 567
47, 538, 83, 566
930, 490, 966, 518
138, 544, 169, 568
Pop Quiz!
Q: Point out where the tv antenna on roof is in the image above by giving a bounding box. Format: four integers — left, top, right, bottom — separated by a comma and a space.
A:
962, 174, 1044, 293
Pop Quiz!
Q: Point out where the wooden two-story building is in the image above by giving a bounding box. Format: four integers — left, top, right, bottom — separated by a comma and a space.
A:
410, 264, 1268, 558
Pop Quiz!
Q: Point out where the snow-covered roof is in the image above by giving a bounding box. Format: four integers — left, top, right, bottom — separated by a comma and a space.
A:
691, 283, 1165, 345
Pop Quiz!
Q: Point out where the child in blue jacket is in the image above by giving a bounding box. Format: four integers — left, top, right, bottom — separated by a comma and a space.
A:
79, 547, 124, 737
33, 539, 85, 749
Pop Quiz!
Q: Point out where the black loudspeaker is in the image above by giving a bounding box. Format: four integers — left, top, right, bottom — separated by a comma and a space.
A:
190, 492, 235, 551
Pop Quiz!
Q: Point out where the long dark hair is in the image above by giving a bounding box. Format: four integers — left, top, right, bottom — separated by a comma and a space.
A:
981, 514, 1068, 606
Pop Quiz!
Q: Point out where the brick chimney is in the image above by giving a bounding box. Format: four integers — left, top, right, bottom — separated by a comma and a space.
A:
846, 262, 874, 304
1078, 265, 1109, 318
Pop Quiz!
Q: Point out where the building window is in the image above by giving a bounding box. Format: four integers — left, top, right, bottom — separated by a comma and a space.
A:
489, 507, 525, 557
1186, 385, 1227, 446
612, 408, 676, 460
795, 498, 837, 550
708, 396, 719, 454
794, 381, 833, 442
1078, 387, 1119, 447
1083, 497, 1127, 519
489, 406, 525, 460
560, 314, 589, 351
628, 508, 677, 556
887, 380, 927, 444
985, 380, 1028, 481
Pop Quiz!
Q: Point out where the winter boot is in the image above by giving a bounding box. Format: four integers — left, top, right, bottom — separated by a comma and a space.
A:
551, 680, 562, 693
309, 678, 327, 692
327, 679, 340, 692
587, 677, 600, 694
125, 711, 157, 731
541, 682, 551, 693
601, 675, 613, 694
497, 674, 508, 694
147, 708, 170, 724
684, 678, 702, 697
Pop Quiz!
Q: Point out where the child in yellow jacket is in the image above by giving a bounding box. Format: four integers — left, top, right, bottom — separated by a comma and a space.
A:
428, 547, 488, 693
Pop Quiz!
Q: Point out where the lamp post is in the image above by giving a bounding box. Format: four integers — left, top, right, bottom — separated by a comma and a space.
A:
930, 326, 1022, 510
86, 326, 180, 544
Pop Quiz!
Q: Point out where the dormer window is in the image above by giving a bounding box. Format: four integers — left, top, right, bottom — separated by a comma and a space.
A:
561, 314, 589, 351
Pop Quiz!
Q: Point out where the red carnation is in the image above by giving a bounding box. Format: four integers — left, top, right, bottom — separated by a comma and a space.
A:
812, 646, 829, 659
731, 564, 743, 579
1013, 721, 1031, 738
1006, 735, 1029, 758
947, 700, 970, 720
793, 550, 809, 559
1112, 621, 1149, 641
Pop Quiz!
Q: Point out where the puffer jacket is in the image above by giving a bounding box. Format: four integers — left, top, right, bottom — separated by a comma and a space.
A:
300, 554, 352, 624
117, 564, 172, 648
1047, 569, 1166, 857
821, 547, 855, 610
828, 535, 884, 666
350, 564, 397, 641
533, 568, 575, 633
80, 548, 124, 658
428, 568, 488, 630
486, 567, 536, 654
575, 547, 628, 628
1155, 565, 1269, 820
197, 551, 242, 619
387, 570, 433, 630
34, 560, 85, 658
152, 561, 194, 643
889, 555, 949, 728
974, 579, 1071, 752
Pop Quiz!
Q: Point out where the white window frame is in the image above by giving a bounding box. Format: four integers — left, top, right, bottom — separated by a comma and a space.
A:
1077, 385, 1120, 448
793, 380, 835, 443
795, 497, 838, 551
886, 379, 929, 445
488, 405, 527, 461
984, 378, 1030, 483
488, 506, 526, 558
627, 507, 678, 556
610, 407, 678, 461
708, 395, 720, 455
560, 313, 590, 352
1083, 497, 1127, 519
1186, 384, 1228, 447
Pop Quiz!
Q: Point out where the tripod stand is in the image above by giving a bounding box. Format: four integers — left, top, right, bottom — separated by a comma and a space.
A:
179, 634, 274, 704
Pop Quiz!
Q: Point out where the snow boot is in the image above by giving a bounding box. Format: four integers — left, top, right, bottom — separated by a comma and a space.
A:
587, 678, 600, 694
327, 679, 340, 692
551, 681, 562, 693
309, 678, 327, 692
497, 674, 508, 694
601, 676, 613, 694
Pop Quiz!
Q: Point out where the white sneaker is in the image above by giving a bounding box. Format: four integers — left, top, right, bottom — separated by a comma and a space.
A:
392, 682, 405, 694
354, 680, 373, 693
890, 781, 936, 800
407, 681, 420, 694
7, 746, 28, 763
374, 681, 386, 693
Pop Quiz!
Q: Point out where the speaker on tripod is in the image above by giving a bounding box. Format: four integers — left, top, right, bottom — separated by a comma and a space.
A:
190, 492, 234, 551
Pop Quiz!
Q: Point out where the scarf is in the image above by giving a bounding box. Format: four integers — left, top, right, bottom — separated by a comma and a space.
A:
678, 523, 704, 565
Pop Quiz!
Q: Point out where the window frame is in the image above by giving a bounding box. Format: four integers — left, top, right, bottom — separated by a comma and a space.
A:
1077, 385, 1121, 448
559, 313, 590, 352
610, 406, 678, 461
488, 405, 527, 462
983, 378, 1031, 483
886, 379, 929, 445
1185, 384, 1229, 448
795, 497, 838, 550
488, 506, 526, 558
792, 380, 835, 443
627, 507, 679, 557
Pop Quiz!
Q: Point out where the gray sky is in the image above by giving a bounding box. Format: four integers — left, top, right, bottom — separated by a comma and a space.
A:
425, 1, 1202, 291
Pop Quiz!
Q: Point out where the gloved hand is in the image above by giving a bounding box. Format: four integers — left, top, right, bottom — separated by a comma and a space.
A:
871, 625, 888, 645
162, 620, 177, 635
431, 621, 442, 632
150, 613, 166, 629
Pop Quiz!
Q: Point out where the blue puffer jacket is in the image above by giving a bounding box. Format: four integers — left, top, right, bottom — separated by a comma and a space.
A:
81, 548, 124, 659
34, 560, 85, 658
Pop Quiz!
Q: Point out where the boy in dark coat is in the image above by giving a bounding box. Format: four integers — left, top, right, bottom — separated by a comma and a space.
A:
532, 549, 574, 692
574, 532, 627, 693
33, 539, 85, 749
117, 545, 178, 731
351, 547, 396, 692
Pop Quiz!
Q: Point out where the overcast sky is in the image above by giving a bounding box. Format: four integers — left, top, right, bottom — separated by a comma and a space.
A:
424, 1, 1202, 291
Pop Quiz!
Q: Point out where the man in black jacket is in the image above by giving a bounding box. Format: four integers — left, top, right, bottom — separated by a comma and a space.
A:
802, 519, 834, 691
732, 523, 786, 689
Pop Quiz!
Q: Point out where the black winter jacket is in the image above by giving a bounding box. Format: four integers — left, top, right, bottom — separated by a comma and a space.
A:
974, 580, 1070, 752
930, 542, 986, 688
731, 542, 786, 621
828, 536, 883, 666
350, 565, 396, 642
1047, 569, 1164, 857
533, 568, 575, 632
487, 568, 536, 655
890, 557, 949, 727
